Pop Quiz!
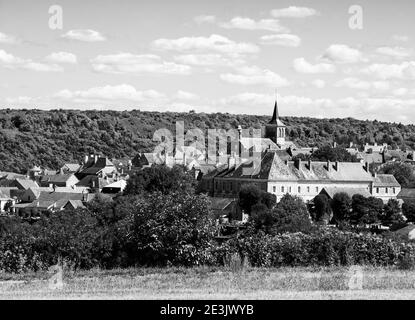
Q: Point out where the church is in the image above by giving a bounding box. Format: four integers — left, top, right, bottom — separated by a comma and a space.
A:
199, 100, 401, 205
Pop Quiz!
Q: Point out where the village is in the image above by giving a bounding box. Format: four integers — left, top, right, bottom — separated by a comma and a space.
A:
0, 100, 413, 231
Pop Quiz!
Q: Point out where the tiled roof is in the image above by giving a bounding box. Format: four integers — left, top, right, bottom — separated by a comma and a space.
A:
321, 187, 371, 199
361, 152, 384, 164
215, 152, 374, 182
209, 197, 236, 210
240, 137, 279, 152
40, 174, 76, 184
62, 163, 81, 172
76, 175, 111, 188
14, 179, 39, 190
373, 174, 400, 187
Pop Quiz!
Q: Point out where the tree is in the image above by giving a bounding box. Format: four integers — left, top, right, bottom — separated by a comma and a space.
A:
312, 194, 332, 223
311, 145, 358, 162
124, 164, 196, 196
379, 161, 415, 188
331, 192, 352, 224
351, 195, 383, 225
402, 200, 415, 223
123, 192, 217, 266
382, 198, 405, 227
238, 184, 276, 214
270, 194, 312, 234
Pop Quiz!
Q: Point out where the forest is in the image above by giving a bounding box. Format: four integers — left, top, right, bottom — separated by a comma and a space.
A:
0, 108, 414, 173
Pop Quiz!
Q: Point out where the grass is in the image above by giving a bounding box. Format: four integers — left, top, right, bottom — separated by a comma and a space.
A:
1, 266, 415, 299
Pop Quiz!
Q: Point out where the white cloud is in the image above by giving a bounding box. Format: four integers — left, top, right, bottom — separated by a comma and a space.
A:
0, 32, 19, 44
392, 35, 409, 42
220, 17, 289, 33
5, 96, 34, 104
375, 46, 412, 59
45, 52, 77, 64
194, 15, 216, 24
311, 79, 326, 88
361, 61, 415, 80
293, 57, 336, 74
334, 77, 389, 91
61, 29, 106, 42
220, 65, 290, 87
220, 66, 290, 87
0, 49, 63, 72
174, 90, 199, 100
393, 88, 408, 96
174, 53, 245, 67
54, 84, 165, 103
321, 44, 365, 64
270, 6, 318, 18
259, 34, 301, 47
152, 34, 260, 55
91, 53, 191, 75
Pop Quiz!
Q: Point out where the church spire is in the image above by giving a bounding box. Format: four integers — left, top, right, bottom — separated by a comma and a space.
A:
269, 99, 279, 124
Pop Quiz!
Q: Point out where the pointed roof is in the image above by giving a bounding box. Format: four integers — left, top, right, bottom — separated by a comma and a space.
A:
268, 100, 286, 126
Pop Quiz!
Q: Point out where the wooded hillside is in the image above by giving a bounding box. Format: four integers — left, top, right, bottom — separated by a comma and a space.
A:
1, 108, 414, 173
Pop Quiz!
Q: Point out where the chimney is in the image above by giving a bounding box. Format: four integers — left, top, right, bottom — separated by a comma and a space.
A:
94, 154, 98, 164
327, 160, 331, 172
349, 142, 353, 148
284, 159, 289, 165
364, 162, 369, 172
334, 161, 339, 171
333, 142, 337, 148
295, 159, 302, 170
308, 159, 312, 170
374, 172, 377, 178
84, 155, 89, 164
53, 184, 56, 192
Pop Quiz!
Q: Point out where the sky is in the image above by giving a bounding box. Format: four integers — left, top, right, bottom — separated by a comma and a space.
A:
0, 0, 414, 123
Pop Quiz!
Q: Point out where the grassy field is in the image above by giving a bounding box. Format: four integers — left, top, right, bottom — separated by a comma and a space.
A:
1, 266, 415, 299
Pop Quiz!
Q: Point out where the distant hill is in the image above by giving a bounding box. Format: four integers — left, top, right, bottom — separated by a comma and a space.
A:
0, 108, 414, 173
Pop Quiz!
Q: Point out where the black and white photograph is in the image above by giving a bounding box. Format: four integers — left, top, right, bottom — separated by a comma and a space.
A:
0, 0, 415, 306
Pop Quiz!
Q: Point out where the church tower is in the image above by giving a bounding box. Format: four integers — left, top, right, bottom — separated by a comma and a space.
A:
264, 99, 286, 147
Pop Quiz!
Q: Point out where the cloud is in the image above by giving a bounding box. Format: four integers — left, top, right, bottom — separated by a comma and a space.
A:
174, 53, 245, 67
361, 61, 415, 80
392, 35, 409, 42
194, 15, 216, 24
393, 88, 408, 96
174, 90, 199, 100
0, 32, 19, 44
311, 79, 326, 88
375, 46, 412, 59
54, 84, 165, 103
61, 29, 106, 42
321, 44, 365, 64
259, 34, 301, 47
220, 17, 289, 33
334, 77, 389, 91
152, 34, 260, 55
270, 6, 318, 18
220, 65, 290, 87
0, 49, 63, 72
91, 53, 191, 75
293, 57, 336, 74
45, 52, 77, 64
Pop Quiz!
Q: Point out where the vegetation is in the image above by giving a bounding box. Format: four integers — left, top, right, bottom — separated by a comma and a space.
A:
1, 109, 415, 173
379, 161, 415, 188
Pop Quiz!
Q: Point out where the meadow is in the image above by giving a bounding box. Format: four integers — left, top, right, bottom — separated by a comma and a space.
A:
1, 266, 415, 300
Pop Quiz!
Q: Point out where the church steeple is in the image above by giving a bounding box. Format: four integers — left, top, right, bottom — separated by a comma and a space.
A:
269, 100, 279, 124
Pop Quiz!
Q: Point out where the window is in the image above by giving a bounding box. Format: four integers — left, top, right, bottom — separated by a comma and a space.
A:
393, 187, 396, 193
385, 187, 388, 194
307, 186, 310, 193
289, 186, 292, 192
376, 187, 379, 193
281, 186, 285, 193
315, 186, 318, 193
298, 186, 301, 193
273, 186, 276, 193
